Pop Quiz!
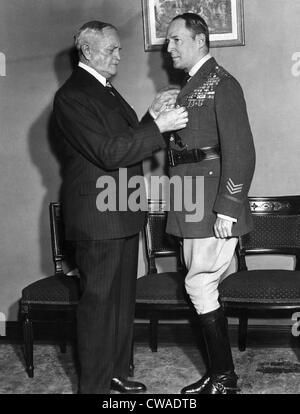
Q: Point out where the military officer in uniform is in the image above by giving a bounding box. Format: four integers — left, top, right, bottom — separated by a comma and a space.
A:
165, 13, 256, 394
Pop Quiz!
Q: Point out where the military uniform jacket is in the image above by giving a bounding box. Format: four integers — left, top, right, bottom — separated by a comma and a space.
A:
166, 57, 256, 238
53, 67, 165, 241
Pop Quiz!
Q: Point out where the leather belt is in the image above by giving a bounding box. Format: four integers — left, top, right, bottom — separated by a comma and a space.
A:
167, 145, 220, 167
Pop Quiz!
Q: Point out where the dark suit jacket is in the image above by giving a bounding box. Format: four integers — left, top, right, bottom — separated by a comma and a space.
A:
53, 67, 165, 240
167, 57, 256, 238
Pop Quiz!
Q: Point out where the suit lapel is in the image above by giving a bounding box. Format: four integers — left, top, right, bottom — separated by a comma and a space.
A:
71, 67, 138, 127
110, 86, 139, 127
178, 57, 217, 102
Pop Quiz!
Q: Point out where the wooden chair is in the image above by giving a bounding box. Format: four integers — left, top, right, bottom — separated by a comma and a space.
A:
135, 200, 191, 352
20, 202, 80, 377
219, 196, 300, 351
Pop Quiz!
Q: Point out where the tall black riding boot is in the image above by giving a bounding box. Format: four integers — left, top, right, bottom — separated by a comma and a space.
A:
200, 307, 239, 394
181, 307, 239, 394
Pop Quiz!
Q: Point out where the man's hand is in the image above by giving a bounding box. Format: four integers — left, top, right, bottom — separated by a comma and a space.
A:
214, 217, 233, 239
150, 86, 180, 118
154, 106, 188, 133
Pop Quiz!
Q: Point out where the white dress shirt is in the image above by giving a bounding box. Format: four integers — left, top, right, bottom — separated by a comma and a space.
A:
78, 61, 107, 86
188, 53, 212, 77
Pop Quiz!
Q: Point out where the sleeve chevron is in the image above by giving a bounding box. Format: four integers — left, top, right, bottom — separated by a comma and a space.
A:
226, 178, 243, 195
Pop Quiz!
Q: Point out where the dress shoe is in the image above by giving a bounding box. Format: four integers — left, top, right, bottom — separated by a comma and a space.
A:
181, 373, 211, 394
199, 373, 240, 394
111, 377, 147, 393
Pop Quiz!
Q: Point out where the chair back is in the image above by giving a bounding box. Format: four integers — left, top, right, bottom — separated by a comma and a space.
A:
238, 196, 300, 270
49, 202, 65, 274
144, 200, 183, 274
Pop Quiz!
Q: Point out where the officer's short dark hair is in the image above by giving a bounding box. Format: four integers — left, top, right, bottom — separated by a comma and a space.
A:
172, 13, 210, 50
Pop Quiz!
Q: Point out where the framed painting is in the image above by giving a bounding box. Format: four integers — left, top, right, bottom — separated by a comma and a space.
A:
142, 0, 245, 51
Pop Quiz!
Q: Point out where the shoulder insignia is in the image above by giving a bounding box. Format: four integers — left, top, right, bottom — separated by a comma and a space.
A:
215, 65, 231, 79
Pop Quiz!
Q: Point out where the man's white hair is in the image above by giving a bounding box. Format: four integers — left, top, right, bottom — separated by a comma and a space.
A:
74, 21, 117, 54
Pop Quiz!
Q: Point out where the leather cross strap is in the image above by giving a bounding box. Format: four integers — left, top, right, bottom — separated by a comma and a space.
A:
168, 145, 220, 167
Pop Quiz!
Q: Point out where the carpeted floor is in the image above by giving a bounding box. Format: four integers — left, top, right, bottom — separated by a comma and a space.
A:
1, 342, 300, 394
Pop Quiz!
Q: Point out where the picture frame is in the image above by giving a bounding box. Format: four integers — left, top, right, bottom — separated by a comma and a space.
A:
142, 0, 245, 51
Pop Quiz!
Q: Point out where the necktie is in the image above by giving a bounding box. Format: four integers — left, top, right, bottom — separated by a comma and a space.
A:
106, 80, 115, 96
105, 81, 133, 125
183, 73, 191, 85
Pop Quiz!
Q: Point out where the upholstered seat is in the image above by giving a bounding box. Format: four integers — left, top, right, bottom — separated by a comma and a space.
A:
220, 270, 300, 304
136, 271, 187, 305
22, 274, 80, 305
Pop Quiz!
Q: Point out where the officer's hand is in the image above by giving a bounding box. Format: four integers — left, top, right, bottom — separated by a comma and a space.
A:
154, 106, 188, 133
150, 86, 180, 118
214, 217, 233, 239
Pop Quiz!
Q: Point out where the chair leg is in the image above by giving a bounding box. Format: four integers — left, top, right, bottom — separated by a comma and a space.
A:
57, 318, 67, 353
238, 312, 248, 352
23, 316, 34, 378
149, 316, 158, 352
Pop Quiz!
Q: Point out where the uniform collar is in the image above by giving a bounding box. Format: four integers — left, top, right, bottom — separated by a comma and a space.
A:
188, 53, 212, 77
177, 56, 217, 101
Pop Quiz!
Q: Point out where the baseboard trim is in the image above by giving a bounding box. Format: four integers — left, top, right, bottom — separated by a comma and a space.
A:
1, 321, 299, 348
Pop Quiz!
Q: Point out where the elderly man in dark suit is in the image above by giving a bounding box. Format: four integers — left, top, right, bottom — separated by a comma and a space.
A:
166, 13, 255, 394
53, 20, 188, 394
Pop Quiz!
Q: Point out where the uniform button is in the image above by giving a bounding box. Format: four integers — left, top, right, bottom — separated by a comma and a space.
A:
209, 171, 213, 176
169, 135, 175, 142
